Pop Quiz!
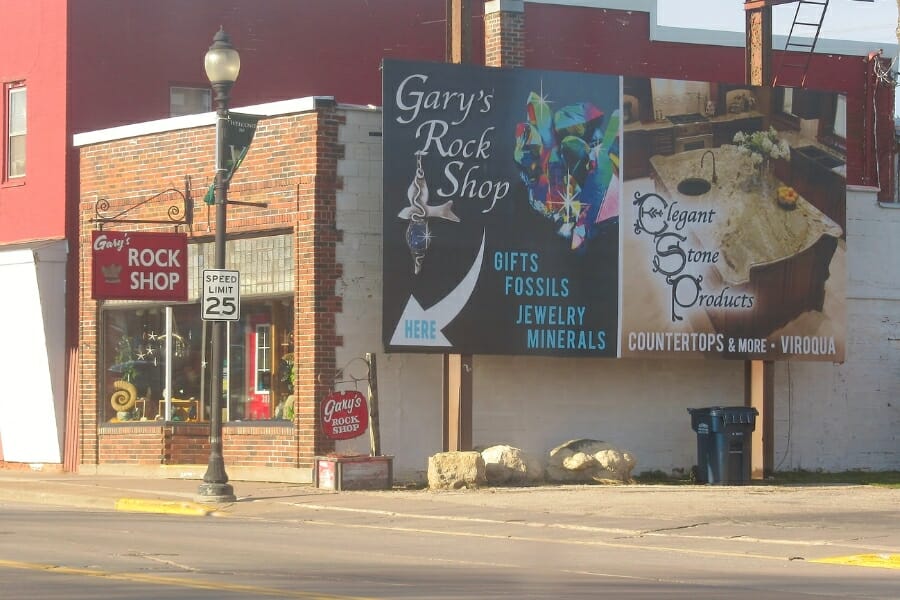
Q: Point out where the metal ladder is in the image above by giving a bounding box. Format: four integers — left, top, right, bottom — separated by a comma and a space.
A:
773, 0, 829, 87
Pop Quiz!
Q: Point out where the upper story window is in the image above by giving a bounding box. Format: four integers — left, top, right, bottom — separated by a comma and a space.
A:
831, 94, 847, 140
6, 84, 26, 179
781, 87, 796, 116
170, 86, 211, 117
817, 92, 847, 154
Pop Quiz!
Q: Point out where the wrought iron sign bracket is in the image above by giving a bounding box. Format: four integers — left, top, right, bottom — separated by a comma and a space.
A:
92, 176, 194, 231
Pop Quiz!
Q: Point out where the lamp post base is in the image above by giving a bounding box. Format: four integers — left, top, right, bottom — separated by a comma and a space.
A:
196, 482, 237, 503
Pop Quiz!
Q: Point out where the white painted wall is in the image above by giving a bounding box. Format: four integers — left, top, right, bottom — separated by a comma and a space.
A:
335, 107, 899, 481
0, 242, 68, 463
771, 192, 900, 471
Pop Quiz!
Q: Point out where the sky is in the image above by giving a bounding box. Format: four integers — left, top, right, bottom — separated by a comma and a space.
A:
658, 0, 898, 50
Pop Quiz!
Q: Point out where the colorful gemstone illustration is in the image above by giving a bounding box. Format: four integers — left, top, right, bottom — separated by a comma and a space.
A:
514, 87, 620, 251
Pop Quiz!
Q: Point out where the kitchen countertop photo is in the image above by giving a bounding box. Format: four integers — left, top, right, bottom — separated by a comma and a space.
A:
650, 145, 843, 286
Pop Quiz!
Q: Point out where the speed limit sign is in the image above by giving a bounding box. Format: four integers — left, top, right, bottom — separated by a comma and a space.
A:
202, 269, 241, 321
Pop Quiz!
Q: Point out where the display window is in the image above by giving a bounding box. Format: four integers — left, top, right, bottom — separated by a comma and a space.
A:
101, 298, 294, 423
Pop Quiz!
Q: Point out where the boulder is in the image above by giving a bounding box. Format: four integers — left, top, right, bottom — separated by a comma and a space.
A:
546, 439, 636, 483
480, 445, 544, 485
427, 451, 486, 490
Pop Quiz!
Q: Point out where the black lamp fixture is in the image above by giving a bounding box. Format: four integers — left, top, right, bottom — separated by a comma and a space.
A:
197, 27, 240, 503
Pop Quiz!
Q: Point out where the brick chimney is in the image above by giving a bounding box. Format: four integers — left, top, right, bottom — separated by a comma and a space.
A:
484, 0, 525, 68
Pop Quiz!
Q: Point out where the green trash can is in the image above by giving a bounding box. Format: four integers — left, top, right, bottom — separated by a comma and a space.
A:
688, 406, 758, 484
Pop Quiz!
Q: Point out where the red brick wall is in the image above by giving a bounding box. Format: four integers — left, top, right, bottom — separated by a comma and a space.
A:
95, 423, 298, 467
294, 106, 343, 466
484, 5, 525, 68
80, 101, 345, 472
223, 424, 297, 468
165, 424, 210, 464
98, 425, 165, 464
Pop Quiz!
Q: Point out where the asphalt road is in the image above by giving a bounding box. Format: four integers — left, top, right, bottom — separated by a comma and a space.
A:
1, 495, 897, 599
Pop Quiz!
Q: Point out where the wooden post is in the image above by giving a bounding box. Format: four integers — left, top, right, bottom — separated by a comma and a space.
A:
446, 0, 472, 64
745, 0, 773, 86
442, 0, 475, 452
745, 360, 774, 479
744, 0, 778, 478
443, 353, 473, 451
366, 353, 381, 456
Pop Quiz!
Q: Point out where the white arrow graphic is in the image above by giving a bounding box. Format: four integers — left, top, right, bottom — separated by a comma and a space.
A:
390, 232, 486, 347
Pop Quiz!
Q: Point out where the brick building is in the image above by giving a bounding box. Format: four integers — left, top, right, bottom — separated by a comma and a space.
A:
68, 1, 900, 484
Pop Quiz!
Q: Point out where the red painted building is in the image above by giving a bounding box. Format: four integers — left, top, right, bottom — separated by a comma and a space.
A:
0, 0, 460, 468
1, 0, 895, 473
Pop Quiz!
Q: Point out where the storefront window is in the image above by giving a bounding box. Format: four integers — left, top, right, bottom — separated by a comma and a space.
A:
227, 300, 293, 421
102, 305, 202, 422
101, 298, 294, 423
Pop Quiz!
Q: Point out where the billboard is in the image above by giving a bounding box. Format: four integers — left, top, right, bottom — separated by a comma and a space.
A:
383, 60, 621, 357
383, 61, 846, 362
620, 78, 846, 362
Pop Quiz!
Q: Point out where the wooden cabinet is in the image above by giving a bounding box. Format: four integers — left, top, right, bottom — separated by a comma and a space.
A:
648, 127, 674, 157
623, 126, 673, 180
790, 148, 846, 231
713, 116, 763, 148
623, 129, 648, 180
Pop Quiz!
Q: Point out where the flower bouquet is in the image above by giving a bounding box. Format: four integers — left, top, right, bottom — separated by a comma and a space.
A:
733, 127, 790, 193
733, 127, 790, 163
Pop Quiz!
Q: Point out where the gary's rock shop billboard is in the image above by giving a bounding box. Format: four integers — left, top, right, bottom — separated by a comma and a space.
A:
382, 61, 846, 362
383, 59, 621, 357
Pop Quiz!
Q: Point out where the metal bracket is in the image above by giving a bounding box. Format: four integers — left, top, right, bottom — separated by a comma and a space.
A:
92, 176, 194, 230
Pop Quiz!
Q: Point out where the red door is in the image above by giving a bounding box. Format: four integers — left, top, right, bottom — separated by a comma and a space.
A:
246, 315, 272, 420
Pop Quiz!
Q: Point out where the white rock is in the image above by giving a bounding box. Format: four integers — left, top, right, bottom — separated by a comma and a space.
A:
481, 445, 544, 485
427, 451, 486, 490
546, 439, 636, 483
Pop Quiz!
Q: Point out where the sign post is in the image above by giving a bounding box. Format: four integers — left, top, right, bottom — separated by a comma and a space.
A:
202, 269, 241, 322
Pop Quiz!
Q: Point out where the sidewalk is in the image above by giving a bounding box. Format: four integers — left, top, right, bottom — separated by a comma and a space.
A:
1, 468, 898, 529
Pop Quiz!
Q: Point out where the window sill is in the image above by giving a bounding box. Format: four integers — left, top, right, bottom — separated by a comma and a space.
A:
224, 420, 295, 427
1, 178, 26, 189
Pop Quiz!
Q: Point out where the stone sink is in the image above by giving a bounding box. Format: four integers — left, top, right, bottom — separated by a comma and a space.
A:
677, 177, 712, 196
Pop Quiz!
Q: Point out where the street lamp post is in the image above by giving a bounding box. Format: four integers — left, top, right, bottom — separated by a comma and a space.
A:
197, 27, 240, 503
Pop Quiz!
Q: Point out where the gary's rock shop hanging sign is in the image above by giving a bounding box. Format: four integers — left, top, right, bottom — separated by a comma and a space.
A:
382, 59, 621, 357
321, 390, 369, 441
92, 230, 188, 302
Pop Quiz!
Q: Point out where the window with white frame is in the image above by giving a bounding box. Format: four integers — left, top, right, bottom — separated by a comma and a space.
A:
832, 94, 847, 140
781, 88, 795, 116
255, 324, 272, 393
170, 86, 211, 117
7, 84, 26, 179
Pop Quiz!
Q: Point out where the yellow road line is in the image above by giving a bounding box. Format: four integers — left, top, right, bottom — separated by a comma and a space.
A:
0, 559, 374, 600
114, 498, 216, 516
811, 554, 900, 570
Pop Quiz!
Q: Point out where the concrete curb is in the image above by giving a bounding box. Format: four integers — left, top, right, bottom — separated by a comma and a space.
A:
0, 488, 116, 511
811, 554, 900, 570
113, 498, 219, 517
